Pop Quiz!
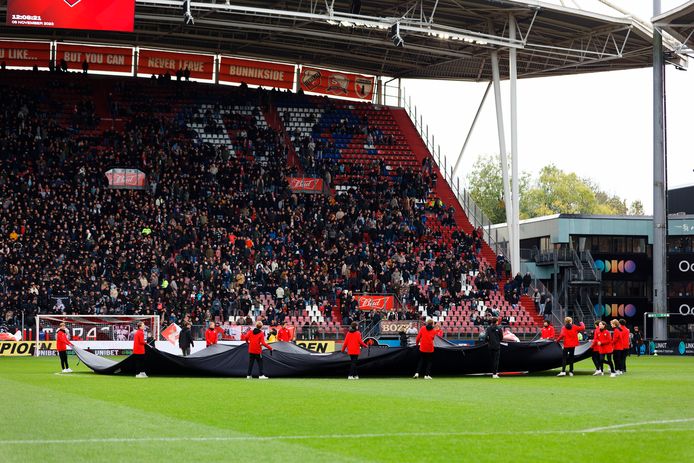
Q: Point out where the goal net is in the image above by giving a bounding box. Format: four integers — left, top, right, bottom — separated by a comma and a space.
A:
35, 315, 159, 357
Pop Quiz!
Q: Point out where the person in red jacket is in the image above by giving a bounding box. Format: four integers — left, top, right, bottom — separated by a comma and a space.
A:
619, 319, 630, 373
242, 321, 273, 379
341, 321, 368, 379
591, 321, 602, 375
414, 319, 436, 379
611, 319, 625, 375
540, 321, 555, 340
556, 317, 585, 376
277, 322, 293, 342
205, 322, 218, 347
596, 320, 616, 377
133, 322, 147, 378
56, 322, 73, 373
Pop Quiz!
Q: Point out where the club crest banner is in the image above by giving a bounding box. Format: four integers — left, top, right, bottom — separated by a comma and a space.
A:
299, 66, 375, 101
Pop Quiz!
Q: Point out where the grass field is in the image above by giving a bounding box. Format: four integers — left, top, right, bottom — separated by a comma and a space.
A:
2, 355, 693, 463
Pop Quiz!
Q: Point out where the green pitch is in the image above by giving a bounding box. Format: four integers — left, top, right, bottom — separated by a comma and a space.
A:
2, 355, 693, 463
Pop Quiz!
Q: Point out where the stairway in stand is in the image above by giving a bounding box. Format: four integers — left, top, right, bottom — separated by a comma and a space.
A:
263, 105, 301, 170
520, 295, 544, 327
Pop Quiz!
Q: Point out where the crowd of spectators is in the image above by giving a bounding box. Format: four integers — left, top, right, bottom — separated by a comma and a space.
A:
1, 72, 504, 338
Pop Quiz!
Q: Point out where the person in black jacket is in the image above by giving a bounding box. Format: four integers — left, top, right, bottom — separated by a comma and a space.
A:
485, 317, 503, 379
179, 322, 194, 356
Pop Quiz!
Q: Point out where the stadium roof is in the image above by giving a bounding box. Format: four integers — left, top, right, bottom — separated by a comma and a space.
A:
653, 0, 694, 56
0, 0, 688, 80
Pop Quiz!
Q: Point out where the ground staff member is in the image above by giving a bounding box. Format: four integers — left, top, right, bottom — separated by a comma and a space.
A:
133, 322, 147, 378
243, 322, 273, 379
205, 322, 218, 347
540, 320, 555, 340
56, 322, 73, 373
342, 321, 368, 379
277, 322, 293, 342
556, 317, 585, 377
596, 321, 616, 377
611, 319, 625, 375
485, 317, 503, 379
179, 322, 194, 356
414, 319, 436, 379
619, 319, 630, 372
591, 321, 602, 375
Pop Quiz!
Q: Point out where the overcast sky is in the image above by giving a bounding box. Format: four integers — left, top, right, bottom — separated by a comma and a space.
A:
396, 1, 692, 215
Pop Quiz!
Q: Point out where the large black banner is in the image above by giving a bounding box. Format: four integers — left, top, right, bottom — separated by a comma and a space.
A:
73, 339, 593, 377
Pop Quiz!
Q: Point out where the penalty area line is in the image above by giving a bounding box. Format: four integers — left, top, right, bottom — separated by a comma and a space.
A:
1, 419, 694, 446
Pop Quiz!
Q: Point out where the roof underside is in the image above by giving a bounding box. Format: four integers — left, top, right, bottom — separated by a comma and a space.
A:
0, 0, 687, 80
653, 0, 694, 55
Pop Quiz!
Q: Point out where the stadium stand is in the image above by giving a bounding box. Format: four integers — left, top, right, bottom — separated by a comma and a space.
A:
0, 71, 542, 340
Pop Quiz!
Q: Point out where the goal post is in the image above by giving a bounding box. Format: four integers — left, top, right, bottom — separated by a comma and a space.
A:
34, 315, 159, 357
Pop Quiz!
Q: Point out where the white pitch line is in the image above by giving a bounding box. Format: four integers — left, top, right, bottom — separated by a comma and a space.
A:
580, 418, 694, 433
1, 419, 693, 446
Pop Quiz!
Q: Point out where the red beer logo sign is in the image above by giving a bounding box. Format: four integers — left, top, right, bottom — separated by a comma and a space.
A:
356, 295, 395, 311
288, 177, 323, 193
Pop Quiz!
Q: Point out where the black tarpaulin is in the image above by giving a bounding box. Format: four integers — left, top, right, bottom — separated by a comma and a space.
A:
72, 340, 592, 377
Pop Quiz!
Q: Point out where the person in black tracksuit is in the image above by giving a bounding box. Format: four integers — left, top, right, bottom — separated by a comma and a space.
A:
178, 322, 194, 356
485, 317, 503, 378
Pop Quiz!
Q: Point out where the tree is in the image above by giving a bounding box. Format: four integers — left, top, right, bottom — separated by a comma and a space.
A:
466, 154, 529, 224
628, 200, 645, 216
522, 165, 598, 217
467, 159, 643, 222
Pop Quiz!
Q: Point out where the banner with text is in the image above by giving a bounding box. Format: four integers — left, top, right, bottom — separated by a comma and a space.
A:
379, 320, 418, 335
0, 341, 55, 356
356, 295, 395, 311
648, 340, 694, 356
219, 57, 294, 89
288, 177, 324, 194
56, 43, 132, 73
295, 340, 336, 353
299, 66, 375, 101
0, 40, 51, 68
138, 49, 214, 81
668, 253, 694, 281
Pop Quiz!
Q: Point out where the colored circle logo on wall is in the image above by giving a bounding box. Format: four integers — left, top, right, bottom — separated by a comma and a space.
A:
624, 304, 637, 317
593, 259, 636, 273
679, 342, 686, 355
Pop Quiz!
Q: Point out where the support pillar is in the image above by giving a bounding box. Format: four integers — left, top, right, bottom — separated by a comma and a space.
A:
490, 51, 514, 267
652, 0, 668, 340
509, 14, 521, 276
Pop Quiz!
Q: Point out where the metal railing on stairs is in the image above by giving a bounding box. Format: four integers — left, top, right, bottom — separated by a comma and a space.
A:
399, 88, 505, 258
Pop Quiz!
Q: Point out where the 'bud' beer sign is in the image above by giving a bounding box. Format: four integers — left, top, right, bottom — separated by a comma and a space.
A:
356, 295, 395, 311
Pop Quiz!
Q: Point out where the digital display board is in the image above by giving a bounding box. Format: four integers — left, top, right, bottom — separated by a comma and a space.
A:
6, 0, 135, 32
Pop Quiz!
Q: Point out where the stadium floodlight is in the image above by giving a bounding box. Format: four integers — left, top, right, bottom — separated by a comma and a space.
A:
183, 0, 194, 25
390, 22, 404, 47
